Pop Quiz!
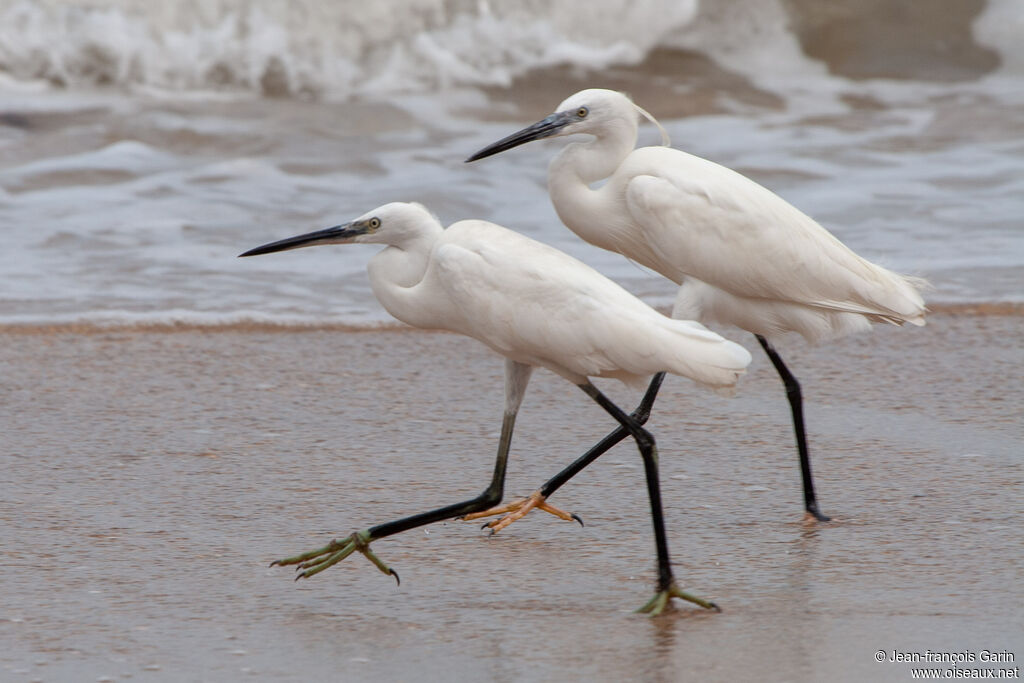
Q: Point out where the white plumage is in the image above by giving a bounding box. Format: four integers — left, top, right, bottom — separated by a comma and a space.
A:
355, 202, 751, 391
240, 200, 751, 614
466, 87, 928, 522
530, 90, 927, 341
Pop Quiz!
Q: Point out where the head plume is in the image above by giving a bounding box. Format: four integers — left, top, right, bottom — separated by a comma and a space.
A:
631, 98, 671, 147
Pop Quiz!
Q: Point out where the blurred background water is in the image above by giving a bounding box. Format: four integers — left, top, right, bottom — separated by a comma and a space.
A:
1, 0, 1021, 326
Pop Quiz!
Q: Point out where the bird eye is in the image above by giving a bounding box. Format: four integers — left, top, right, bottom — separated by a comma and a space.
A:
368, 217, 381, 229
576, 107, 589, 118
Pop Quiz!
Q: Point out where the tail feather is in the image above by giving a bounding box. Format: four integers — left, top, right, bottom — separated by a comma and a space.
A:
640, 318, 751, 395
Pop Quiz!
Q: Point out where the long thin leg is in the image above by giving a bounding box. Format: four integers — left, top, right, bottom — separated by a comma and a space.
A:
578, 380, 717, 615
542, 372, 666, 498
272, 361, 534, 579
364, 409, 515, 538
465, 373, 665, 531
754, 335, 830, 522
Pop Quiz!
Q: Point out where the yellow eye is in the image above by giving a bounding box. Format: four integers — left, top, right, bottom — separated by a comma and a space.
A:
577, 107, 589, 118
368, 217, 381, 229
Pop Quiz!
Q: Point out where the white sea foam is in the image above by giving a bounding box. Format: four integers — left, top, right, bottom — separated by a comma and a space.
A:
3, 0, 1021, 101
0, 0, 701, 98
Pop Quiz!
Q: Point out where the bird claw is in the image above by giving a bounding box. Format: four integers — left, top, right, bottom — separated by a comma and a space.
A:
636, 581, 720, 616
271, 530, 399, 584
463, 491, 582, 534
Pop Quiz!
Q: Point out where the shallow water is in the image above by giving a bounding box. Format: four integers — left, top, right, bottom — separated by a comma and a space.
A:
1, 317, 1021, 682
1, 0, 1023, 326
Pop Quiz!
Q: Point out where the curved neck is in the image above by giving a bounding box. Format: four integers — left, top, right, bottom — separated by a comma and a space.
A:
366, 230, 439, 328
555, 119, 637, 184
548, 124, 637, 252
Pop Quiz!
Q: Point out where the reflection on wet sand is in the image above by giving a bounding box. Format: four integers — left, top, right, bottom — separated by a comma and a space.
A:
2, 312, 1020, 681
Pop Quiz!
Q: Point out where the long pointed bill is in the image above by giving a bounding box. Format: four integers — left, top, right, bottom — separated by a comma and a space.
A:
239, 221, 369, 257
465, 110, 576, 162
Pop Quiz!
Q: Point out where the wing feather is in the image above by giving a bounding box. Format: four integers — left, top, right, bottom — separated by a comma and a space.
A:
623, 148, 925, 323
430, 220, 749, 390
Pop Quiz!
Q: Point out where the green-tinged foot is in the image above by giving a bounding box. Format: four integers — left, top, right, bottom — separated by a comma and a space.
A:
636, 581, 720, 616
270, 529, 400, 584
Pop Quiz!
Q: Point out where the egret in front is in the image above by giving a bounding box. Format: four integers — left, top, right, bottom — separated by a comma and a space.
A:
467, 88, 927, 524
239, 202, 751, 614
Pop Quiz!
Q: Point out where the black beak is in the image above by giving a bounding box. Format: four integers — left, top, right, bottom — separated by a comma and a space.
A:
465, 110, 576, 163
239, 222, 365, 257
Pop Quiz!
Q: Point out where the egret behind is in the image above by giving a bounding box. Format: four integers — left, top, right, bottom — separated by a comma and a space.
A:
467, 88, 927, 523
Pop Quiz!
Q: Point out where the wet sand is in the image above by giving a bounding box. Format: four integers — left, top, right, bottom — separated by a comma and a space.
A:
1, 312, 1021, 682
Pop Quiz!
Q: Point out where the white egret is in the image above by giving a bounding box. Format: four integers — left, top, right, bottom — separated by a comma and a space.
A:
240, 202, 752, 614
466, 88, 927, 524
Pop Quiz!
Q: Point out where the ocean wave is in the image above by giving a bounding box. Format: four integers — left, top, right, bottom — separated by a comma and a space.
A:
0, 0, 698, 97
1, 0, 1019, 99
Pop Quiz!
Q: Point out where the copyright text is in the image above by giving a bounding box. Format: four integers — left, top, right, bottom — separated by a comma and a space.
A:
874, 649, 1018, 680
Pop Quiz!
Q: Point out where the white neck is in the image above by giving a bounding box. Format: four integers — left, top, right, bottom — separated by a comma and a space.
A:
548, 122, 637, 252
556, 118, 637, 183
366, 227, 442, 328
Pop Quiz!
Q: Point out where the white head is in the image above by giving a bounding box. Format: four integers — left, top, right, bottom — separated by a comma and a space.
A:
555, 89, 639, 136
239, 202, 440, 257
466, 88, 668, 162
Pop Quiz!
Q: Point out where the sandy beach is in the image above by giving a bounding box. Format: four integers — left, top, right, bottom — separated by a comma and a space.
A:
2, 2, 1022, 681
1, 310, 1021, 682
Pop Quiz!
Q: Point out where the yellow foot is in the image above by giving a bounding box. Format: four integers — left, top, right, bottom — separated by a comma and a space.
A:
270, 529, 400, 584
636, 581, 720, 616
461, 491, 583, 534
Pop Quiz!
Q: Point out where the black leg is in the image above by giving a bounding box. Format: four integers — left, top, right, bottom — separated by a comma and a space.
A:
578, 380, 717, 614
754, 335, 830, 522
366, 407, 516, 538
465, 373, 666, 531
539, 372, 666, 498
271, 408, 520, 580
